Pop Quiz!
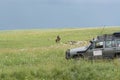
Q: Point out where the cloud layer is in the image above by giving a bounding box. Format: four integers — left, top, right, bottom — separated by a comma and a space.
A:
0, 0, 120, 29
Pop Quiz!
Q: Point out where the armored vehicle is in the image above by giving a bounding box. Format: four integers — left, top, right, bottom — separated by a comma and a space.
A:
65, 32, 120, 59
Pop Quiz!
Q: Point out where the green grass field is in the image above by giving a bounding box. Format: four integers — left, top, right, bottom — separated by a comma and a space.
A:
0, 27, 120, 80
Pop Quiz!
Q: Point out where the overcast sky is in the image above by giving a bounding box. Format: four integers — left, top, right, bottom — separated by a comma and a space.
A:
0, 0, 120, 29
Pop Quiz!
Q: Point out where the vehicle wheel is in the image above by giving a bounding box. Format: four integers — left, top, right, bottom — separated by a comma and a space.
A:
104, 56, 113, 61
115, 53, 120, 58
73, 54, 84, 60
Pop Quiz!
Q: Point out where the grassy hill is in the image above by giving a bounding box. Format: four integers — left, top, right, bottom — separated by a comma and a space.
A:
0, 27, 120, 80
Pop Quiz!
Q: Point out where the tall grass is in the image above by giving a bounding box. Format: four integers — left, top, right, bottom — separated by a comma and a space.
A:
0, 27, 120, 80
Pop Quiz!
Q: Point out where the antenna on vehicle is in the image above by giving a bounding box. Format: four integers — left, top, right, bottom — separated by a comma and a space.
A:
100, 25, 106, 35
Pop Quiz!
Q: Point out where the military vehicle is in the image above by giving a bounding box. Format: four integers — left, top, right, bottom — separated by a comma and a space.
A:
65, 32, 120, 60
